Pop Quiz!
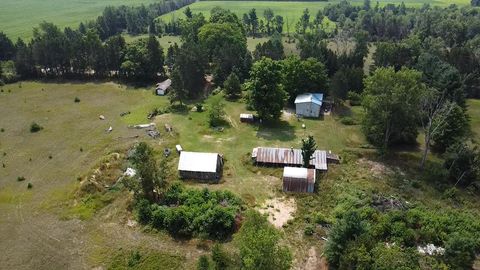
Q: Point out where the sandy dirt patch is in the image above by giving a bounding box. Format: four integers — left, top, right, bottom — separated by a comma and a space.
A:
258, 197, 296, 228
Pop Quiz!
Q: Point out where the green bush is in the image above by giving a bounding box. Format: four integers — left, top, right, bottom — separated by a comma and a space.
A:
341, 117, 357, 125
30, 122, 43, 133
197, 255, 211, 270
325, 204, 480, 269
27, 183, 33, 189
138, 184, 242, 239
304, 224, 315, 236
74, 97, 80, 103
136, 199, 152, 224
347, 91, 362, 106
17, 176, 26, 182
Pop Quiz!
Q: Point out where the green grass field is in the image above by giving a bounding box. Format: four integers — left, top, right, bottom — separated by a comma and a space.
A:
159, 0, 470, 33
1, 0, 471, 40
0, 0, 158, 40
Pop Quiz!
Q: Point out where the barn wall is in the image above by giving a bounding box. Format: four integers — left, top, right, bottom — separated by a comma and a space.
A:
179, 170, 219, 181
283, 177, 314, 193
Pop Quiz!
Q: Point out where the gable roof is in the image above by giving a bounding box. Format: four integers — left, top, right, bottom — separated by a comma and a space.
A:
294, 93, 323, 106
156, 79, 172, 91
178, 151, 220, 173
252, 147, 328, 170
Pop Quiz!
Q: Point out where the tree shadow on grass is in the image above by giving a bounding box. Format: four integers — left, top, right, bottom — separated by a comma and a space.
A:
256, 120, 296, 142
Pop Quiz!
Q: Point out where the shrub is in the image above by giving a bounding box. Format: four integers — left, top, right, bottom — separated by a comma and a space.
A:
197, 255, 211, 270
341, 117, 356, 125
137, 183, 242, 240
136, 199, 152, 224
27, 183, 33, 189
211, 244, 230, 269
444, 233, 477, 269
30, 122, 43, 133
0, 128, 4, 132
127, 251, 142, 267
74, 97, 81, 103
304, 224, 315, 236
348, 91, 362, 106
17, 176, 26, 182
195, 103, 203, 112
208, 97, 226, 127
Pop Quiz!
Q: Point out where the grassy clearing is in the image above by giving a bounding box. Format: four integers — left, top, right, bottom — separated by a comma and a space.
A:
1, 81, 479, 268
108, 248, 186, 270
468, 99, 480, 141
1, 0, 471, 40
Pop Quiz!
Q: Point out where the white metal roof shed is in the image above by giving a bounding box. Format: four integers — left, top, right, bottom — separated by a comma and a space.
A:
294, 93, 323, 106
178, 151, 220, 173
283, 167, 309, 179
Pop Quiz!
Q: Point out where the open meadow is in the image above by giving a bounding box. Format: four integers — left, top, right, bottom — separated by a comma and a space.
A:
1, 81, 480, 268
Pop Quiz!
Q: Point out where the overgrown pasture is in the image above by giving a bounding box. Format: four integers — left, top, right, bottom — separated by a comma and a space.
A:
1, 81, 480, 269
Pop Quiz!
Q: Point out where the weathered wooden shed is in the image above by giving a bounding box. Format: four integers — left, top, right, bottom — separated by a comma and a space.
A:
294, 93, 323, 118
283, 167, 316, 193
178, 151, 223, 181
252, 147, 328, 171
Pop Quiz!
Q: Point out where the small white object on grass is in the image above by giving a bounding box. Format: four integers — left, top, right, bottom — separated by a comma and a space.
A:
99, 115, 105, 120
123, 167, 136, 177
106, 126, 113, 133
302, 124, 306, 129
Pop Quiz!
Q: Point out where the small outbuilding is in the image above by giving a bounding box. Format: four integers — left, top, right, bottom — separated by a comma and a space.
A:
294, 93, 323, 118
240, 113, 254, 123
283, 167, 316, 193
155, 79, 172, 96
178, 151, 223, 181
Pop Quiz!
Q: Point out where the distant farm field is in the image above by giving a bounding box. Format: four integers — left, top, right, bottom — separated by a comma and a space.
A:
1, 0, 471, 40
0, 0, 157, 40
159, 0, 470, 32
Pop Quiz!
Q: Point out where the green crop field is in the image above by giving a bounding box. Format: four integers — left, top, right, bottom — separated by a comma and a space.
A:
0, 0, 158, 40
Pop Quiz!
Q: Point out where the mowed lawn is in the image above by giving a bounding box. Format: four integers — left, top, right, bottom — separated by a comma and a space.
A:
0, 0, 158, 40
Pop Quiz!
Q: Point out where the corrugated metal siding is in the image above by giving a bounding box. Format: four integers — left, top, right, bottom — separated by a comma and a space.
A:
253, 147, 327, 170
283, 167, 315, 193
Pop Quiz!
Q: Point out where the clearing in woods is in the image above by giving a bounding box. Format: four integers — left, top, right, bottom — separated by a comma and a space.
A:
0, 81, 363, 269
1, 81, 480, 268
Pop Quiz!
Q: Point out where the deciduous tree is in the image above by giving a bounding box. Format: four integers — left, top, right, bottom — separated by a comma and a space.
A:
245, 58, 286, 121
362, 67, 426, 152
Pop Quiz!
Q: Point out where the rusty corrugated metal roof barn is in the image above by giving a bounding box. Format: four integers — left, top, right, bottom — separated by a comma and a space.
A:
252, 147, 328, 170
